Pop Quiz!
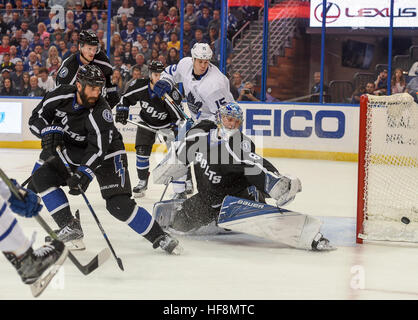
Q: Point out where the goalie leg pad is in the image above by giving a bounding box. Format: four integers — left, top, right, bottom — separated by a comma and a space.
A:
218, 196, 322, 250
152, 142, 188, 184
153, 199, 185, 228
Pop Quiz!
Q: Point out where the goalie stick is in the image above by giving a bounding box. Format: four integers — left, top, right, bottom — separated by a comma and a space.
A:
0, 168, 111, 295
56, 147, 124, 271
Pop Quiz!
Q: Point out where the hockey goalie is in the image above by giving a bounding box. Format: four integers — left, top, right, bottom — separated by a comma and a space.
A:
152, 102, 335, 251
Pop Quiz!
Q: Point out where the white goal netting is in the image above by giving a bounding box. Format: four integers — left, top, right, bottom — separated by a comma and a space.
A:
359, 93, 418, 242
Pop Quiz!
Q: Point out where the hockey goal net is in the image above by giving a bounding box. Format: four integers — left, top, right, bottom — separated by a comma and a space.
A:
357, 93, 418, 243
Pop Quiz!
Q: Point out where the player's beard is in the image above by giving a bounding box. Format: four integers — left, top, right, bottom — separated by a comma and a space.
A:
79, 88, 99, 108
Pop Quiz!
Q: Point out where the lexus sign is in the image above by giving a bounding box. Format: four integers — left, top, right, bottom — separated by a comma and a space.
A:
310, 0, 418, 27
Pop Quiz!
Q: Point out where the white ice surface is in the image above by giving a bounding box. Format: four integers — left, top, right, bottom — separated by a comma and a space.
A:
1, 149, 418, 300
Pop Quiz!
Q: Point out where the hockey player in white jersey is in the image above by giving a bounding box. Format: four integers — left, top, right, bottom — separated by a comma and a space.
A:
153, 42, 235, 197
0, 177, 68, 291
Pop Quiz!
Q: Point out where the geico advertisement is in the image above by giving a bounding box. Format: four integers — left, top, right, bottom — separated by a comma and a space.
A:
310, 0, 418, 28
241, 104, 359, 153
0, 102, 22, 134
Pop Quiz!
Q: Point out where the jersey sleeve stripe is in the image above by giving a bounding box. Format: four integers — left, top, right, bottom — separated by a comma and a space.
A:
85, 110, 103, 167
93, 59, 113, 69
123, 85, 148, 98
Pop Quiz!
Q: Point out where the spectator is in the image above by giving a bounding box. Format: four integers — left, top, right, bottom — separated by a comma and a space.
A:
43, 11, 56, 34
21, 72, 31, 95
159, 21, 173, 43
9, 46, 21, 65
110, 32, 123, 55
112, 68, 125, 95
0, 35, 10, 56
374, 68, 388, 95
237, 81, 260, 102
121, 19, 138, 44
20, 22, 34, 42
184, 3, 198, 26
142, 21, 157, 46
227, 11, 239, 39
391, 68, 406, 94
167, 32, 180, 51
83, 0, 95, 11
132, 33, 144, 50
152, 34, 162, 51
117, 0, 135, 18
27, 75, 46, 96
46, 46, 62, 69
150, 48, 159, 62
190, 28, 207, 48
37, 67, 55, 92
0, 77, 17, 96
3, 3, 13, 24
124, 65, 142, 91
1, 53, 15, 72
165, 7, 178, 28
21, 7, 35, 29
37, 22, 50, 41
159, 40, 168, 57
29, 33, 43, 51
183, 40, 191, 57
17, 38, 31, 62
113, 55, 130, 79
98, 11, 108, 31
365, 82, 376, 95
132, 53, 148, 76
231, 72, 244, 95
151, 17, 161, 33
10, 60, 24, 91
0, 68, 11, 88
24, 51, 41, 73
81, 11, 94, 31
58, 40, 69, 59
309, 71, 329, 102
41, 37, 52, 62
350, 85, 365, 104
213, 32, 232, 63
196, 6, 211, 31
406, 72, 418, 102
0, 15, 10, 35
136, 18, 146, 35
158, 54, 167, 67
134, 0, 151, 20
166, 47, 179, 65
208, 26, 218, 44
65, 10, 77, 29
97, 29, 107, 51
265, 87, 279, 102
193, 0, 206, 14
118, 14, 129, 33
151, 0, 168, 17
74, 1, 86, 27
139, 38, 152, 61
183, 20, 194, 44
8, 12, 21, 34
208, 9, 220, 33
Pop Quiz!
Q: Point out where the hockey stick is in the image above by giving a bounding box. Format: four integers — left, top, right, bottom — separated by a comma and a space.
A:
163, 92, 194, 123
0, 168, 111, 276
21, 155, 56, 187
55, 147, 125, 271
126, 119, 171, 142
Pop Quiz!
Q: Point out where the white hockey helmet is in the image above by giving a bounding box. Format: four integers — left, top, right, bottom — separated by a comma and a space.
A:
191, 43, 213, 60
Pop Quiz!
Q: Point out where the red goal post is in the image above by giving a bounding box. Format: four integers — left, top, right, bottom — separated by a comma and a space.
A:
356, 93, 418, 244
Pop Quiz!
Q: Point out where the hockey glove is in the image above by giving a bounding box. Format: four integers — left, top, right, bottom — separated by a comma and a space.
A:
265, 173, 302, 207
153, 79, 173, 98
41, 125, 64, 155
8, 179, 43, 217
115, 105, 129, 125
66, 166, 95, 195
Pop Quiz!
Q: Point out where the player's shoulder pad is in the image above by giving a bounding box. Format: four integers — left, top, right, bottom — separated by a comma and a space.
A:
95, 49, 111, 63
191, 119, 216, 133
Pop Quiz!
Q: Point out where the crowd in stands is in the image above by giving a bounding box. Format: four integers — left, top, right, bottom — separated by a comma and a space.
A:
0, 0, 260, 97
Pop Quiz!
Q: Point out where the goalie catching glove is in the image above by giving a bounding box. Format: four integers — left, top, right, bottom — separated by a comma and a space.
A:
265, 172, 302, 207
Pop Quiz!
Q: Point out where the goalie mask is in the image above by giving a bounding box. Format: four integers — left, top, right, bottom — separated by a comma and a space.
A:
216, 102, 243, 140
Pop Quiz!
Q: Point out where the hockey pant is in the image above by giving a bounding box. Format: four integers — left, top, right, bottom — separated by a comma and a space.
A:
31, 154, 164, 243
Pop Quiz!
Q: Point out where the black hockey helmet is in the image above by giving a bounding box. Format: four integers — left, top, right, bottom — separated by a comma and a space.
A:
79, 30, 99, 47
76, 64, 105, 88
149, 60, 165, 73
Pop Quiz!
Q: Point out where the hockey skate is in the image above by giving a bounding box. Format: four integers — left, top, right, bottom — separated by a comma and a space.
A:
4, 240, 68, 297
46, 211, 85, 251
133, 179, 148, 198
152, 233, 183, 255
311, 233, 336, 251
185, 179, 194, 195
